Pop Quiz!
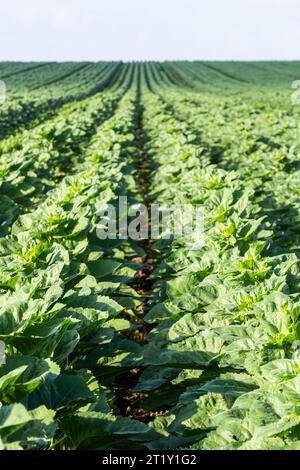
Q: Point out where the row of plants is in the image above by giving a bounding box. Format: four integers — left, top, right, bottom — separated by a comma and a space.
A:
0, 91, 121, 235
149, 81, 299, 254
125, 83, 300, 450
0, 65, 138, 236
0, 63, 125, 139
0, 75, 165, 449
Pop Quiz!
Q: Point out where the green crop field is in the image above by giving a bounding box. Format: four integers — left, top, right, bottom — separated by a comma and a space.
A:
0, 61, 299, 450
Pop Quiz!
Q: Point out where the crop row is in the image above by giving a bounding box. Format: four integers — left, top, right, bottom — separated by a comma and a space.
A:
123, 84, 300, 450
0, 76, 163, 449
0, 63, 128, 140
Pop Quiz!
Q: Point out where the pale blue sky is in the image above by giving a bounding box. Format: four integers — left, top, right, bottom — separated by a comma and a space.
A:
1, 0, 299, 61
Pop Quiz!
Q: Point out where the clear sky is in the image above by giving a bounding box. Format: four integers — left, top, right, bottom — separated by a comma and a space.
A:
0, 0, 299, 61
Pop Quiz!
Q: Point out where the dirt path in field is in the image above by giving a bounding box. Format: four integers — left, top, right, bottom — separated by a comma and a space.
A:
131, 87, 156, 341
113, 78, 164, 422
